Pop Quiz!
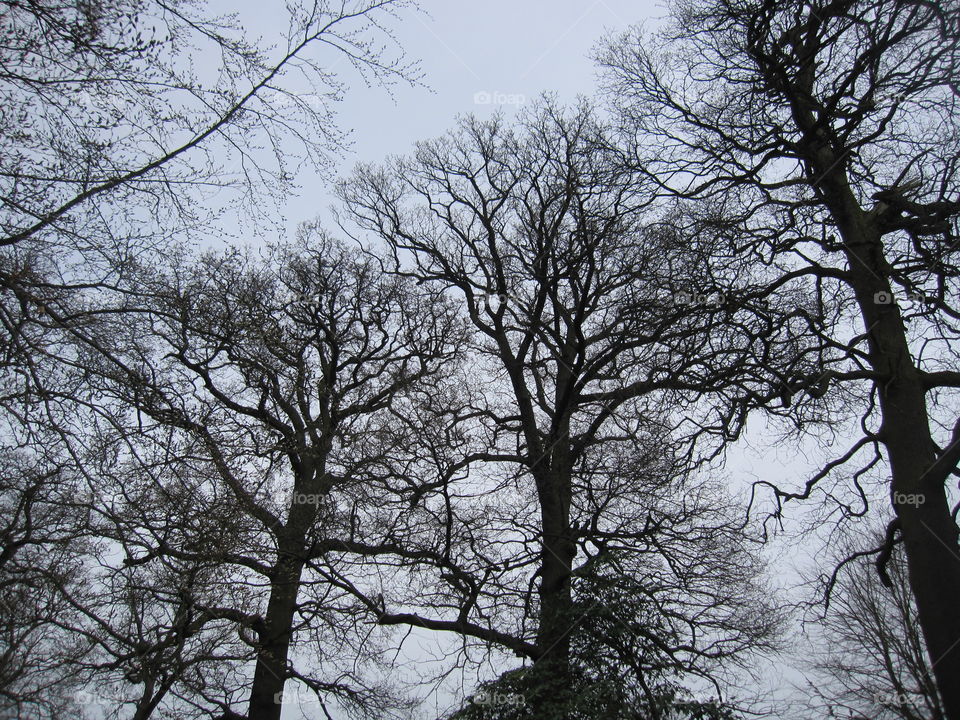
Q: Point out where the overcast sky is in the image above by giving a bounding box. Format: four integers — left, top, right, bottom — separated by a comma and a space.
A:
339, 0, 661, 158
231, 0, 665, 231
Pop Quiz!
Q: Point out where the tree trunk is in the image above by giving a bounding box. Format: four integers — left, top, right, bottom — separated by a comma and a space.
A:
858, 293, 960, 720
537, 489, 575, 660
247, 455, 328, 720
824, 171, 960, 719
532, 460, 577, 708
247, 545, 307, 720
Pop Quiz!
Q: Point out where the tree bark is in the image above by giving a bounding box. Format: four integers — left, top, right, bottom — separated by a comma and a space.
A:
531, 418, 577, 710
247, 543, 306, 720
535, 470, 576, 664
249, 546, 304, 720
821, 167, 960, 719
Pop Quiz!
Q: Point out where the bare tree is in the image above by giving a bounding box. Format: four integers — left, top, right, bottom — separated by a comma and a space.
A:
1, 0, 415, 248
339, 101, 781, 717
598, 0, 960, 713
0, 448, 93, 719
800, 532, 944, 720
66, 231, 465, 719
0, 3, 419, 716
1, 0, 419, 422
1, 0, 418, 370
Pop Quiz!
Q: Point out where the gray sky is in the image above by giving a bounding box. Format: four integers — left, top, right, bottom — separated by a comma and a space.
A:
239, 0, 666, 230
340, 0, 661, 158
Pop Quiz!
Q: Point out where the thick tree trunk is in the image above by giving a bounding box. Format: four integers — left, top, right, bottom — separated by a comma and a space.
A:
246, 544, 307, 720
247, 455, 328, 720
131, 677, 160, 720
857, 294, 960, 720
532, 461, 577, 709
537, 489, 575, 661
825, 174, 960, 719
